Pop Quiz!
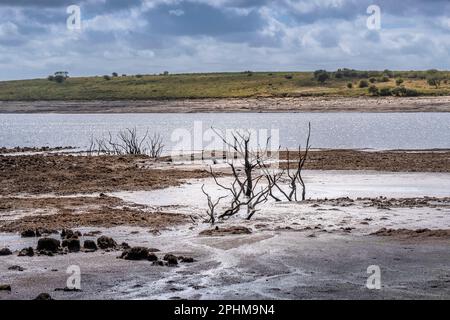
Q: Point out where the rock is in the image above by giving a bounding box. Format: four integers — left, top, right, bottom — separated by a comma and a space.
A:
21, 229, 37, 237
8, 265, 25, 271
0, 248, 12, 256
97, 236, 117, 249
120, 242, 130, 249
152, 260, 164, 266
34, 293, 53, 300
147, 253, 158, 262
18, 247, 34, 257
120, 247, 150, 260
163, 254, 178, 266
61, 229, 82, 239
83, 240, 97, 251
39, 250, 54, 257
180, 257, 195, 263
61, 238, 80, 252
37, 238, 60, 253
0, 284, 11, 291
199, 226, 252, 236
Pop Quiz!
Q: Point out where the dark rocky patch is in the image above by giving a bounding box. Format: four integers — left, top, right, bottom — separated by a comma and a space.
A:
163, 254, 178, 266
0, 248, 12, 256
8, 265, 25, 271
120, 247, 150, 260
0, 284, 11, 291
83, 240, 97, 251
34, 293, 53, 300
97, 236, 117, 249
199, 226, 252, 236
18, 247, 34, 257
62, 238, 80, 252
37, 238, 60, 253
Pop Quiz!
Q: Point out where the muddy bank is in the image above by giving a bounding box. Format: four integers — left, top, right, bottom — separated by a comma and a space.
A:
1, 231, 449, 300
371, 228, 450, 239
0, 195, 187, 232
280, 149, 450, 172
1, 96, 450, 113
0, 154, 209, 195
0, 146, 75, 154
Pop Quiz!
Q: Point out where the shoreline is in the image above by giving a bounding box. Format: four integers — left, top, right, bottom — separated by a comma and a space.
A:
1, 96, 450, 113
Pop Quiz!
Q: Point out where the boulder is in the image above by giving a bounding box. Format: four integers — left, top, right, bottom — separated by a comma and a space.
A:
21, 229, 37, 238
61, 229, 82, 239
0, 284, 11, 291
8, 265, 25, 271
147, 253, 158, 262
120, 247, 149, 260
0, 248, 12, 256
61, 238, 80, 252
83, 240, 97, 251
121, 242, 130, 249
37, 238, 60, 253
34, 293, 53, 300
18, 247, 34, 257
180, 257, 195, 263
163, 254, 178, 266
97, 236, 117, 249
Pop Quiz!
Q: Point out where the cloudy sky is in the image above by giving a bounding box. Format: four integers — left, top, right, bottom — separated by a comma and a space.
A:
0, 0, 449, 80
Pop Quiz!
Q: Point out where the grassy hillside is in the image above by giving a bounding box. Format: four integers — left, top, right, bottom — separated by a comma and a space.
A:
1, 70, 450, 100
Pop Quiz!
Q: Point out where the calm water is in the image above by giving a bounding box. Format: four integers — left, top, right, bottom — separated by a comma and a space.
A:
0, 113, 449, 150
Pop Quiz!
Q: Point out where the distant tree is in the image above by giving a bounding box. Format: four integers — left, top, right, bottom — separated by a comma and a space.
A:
163, 71, 169, 76
136, 74, 143, 78
369, 77, 377, 83
112, 72, 118, 77
379, 87, 392, 96
335, 69, 344, 78
383, 69, 394, 78
358, 80, 369, 88
427, 77, 441, 88
47, 75, 55, 81
378, 76, 390, 83
284, 74, 293, 80
396, 78, 404, 86
391, 86, 419, 97
368, 85, 379, 96
122, 74, 127, 77
347, 82, 353, 89
103, 75, 111, 80
314, 70, 329, 84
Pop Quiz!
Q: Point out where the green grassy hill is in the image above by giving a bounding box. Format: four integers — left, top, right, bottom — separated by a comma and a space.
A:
1, 70, 449, 100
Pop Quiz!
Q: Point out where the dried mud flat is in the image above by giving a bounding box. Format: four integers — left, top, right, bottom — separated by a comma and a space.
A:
1, 96, 450, 113
0, 154, 209, 195
0, 152, 449, 300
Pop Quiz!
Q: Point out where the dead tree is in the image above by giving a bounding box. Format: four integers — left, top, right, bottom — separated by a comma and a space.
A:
205, 128, 276, 220
116, 127, 148, 155
201, 184, 226, 225
147, 133, 164, 159
211, 128, 272, 198
262, 122, 311, 201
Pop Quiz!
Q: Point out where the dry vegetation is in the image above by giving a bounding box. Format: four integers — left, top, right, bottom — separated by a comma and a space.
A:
1, 70, 450, 101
